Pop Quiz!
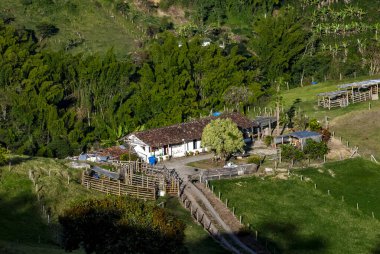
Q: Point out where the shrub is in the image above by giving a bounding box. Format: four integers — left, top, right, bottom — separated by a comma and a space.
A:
247, 155, 262, 165
120, 153, 139, 161
303, 139, 329, 160
264, 135, 273, 147
309, 119, 322, 131
280, 144, 305, 165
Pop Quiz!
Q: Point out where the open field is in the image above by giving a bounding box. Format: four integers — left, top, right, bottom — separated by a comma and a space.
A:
297, 158, 380, 218
330, 108, 380, 158
0, 156, 224, 253
211, 159, 380, 254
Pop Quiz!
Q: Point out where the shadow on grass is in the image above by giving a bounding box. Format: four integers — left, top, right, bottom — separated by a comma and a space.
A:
0, 186, 51, 245
8, 156, 32, 166
372, 235, 380, 254
257, 222, 328, 254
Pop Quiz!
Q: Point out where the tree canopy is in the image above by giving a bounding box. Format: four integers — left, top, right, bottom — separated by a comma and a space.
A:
201, 118, 244, 160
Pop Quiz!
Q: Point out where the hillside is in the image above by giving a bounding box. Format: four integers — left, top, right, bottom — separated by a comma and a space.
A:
266, 75, 380, 158
0, 0, 169, 57
0, 157, 226, 253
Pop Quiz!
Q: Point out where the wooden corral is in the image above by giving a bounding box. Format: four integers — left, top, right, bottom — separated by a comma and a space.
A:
82, 173, 156, 200
317, 79, 380, 109
82, 160, 181, 200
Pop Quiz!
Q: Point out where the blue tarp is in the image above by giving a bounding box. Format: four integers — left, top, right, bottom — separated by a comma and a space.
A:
212, 112, 221, 116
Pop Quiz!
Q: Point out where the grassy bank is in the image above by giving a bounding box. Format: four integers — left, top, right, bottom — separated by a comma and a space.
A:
211, 159, 380, 253
0, 156, 225, 253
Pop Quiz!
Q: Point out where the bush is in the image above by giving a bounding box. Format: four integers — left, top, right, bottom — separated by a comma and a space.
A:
120, 153, 139, 161
264, 136, 273, 147
247, 155, 262, 165
280, 144, 305, 165
303, 139, 329, 160
309, 119, 322, 131
0, 146, 9, 166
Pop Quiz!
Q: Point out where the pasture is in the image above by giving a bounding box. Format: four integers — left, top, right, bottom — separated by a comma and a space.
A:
211, 159, 380, 254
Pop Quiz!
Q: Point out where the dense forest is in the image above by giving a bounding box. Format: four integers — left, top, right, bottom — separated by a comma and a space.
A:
0, 0, 380, 157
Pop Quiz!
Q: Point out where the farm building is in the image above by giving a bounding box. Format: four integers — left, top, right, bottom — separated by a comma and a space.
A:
253, 116, 277, 139
121, 113, 255, 162
274, 131, 322, 150
317, 79, 380, 109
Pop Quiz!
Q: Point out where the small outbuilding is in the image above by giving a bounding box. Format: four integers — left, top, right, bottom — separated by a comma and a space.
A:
274, 131, 322, 150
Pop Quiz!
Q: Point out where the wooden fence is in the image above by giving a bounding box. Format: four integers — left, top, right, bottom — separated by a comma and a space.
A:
83, 161, 181, 199
192, 164, 258, 183
82, 173, 156, 200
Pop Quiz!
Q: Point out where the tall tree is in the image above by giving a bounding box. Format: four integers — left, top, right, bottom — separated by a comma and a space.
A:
201, 118, 244, 160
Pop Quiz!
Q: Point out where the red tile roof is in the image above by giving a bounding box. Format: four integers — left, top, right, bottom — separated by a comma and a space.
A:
128, 113, 254, 148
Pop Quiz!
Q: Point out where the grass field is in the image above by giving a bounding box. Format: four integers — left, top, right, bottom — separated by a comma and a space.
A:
297, 158, 380, 218
0, 156, 225, 253
0, 0, 160, 57
211, 159, 380, 254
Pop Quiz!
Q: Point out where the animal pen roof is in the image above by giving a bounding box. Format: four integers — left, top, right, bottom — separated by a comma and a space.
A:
253, 116, 277, 127
124, 113, 255, 148
317, 90, 348, 98
337, 79, 380, 90
290, 131, 321, 139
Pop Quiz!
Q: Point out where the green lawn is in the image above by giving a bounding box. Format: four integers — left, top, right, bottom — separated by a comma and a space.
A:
211, 161, 380, 254
297, 158, 380, 218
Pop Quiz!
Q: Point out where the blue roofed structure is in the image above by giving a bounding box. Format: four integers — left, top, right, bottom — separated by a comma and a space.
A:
274, 131, 322, 149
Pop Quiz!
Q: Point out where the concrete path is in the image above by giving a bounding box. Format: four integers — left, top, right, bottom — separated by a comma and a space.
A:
159, 153, 214, 181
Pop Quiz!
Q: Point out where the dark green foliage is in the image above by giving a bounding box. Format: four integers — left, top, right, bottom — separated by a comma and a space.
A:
251, 10, 309, 84
36, 22, 59, 40
0, 24, 263, 157
247, 154, 262, 165
115, 1, 129, 15
59, 197, 186, 254
308, 119, 322, 131
303, 139, 329, 160
280, 144, 305, 164
0, 146, 8, 165
120, 152, 139, 161
264, 135, 273, 147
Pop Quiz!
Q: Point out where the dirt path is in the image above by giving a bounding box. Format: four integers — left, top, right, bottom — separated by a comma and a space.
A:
326, 137, 354, 160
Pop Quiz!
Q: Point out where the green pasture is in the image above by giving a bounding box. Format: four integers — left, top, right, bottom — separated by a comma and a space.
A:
297, 158, 380, 218
211, 160, 380, 254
